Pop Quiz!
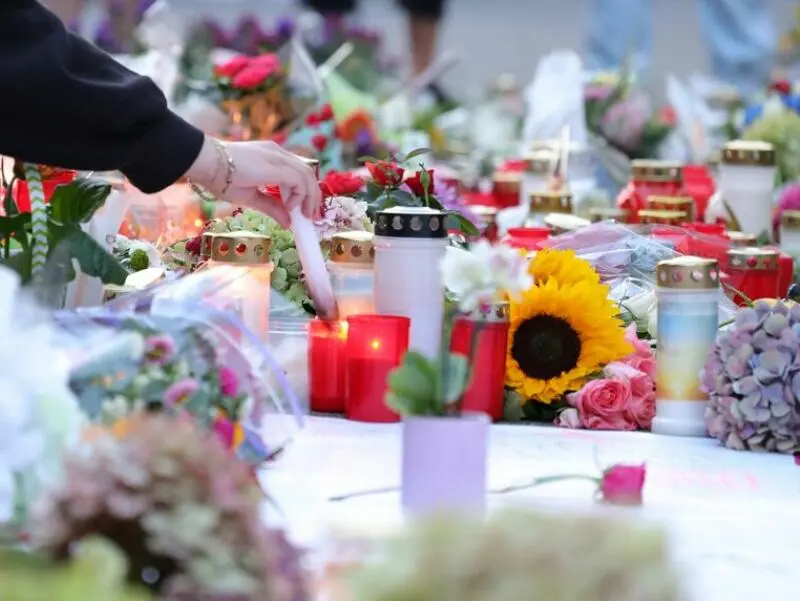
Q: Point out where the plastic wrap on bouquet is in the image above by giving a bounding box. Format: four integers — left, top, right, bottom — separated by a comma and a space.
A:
54, 268, 305, 466
543, 221, 739, 325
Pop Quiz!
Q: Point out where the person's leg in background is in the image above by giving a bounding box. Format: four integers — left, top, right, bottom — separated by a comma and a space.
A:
585, 0, 653, 73
399, 0, 449, 102
695, 0, 775, 97
303, 0, 357, 18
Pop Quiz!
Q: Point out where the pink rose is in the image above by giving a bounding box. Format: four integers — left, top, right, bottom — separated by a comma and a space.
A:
604, 360, 656, 429
623, 354, 656, 380
231, 66, 270, 89
251, 53, 282, 74
573, 378, 637, 431
626, 390, 656, 429
624, 323, 652, 357
598, 464, 646, 505
555, 407, 582, 429
214, 55, 250, 78
219, 366, 239, 397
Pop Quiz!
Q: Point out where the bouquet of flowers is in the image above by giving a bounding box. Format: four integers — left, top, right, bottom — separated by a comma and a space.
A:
111, 234, 163, 273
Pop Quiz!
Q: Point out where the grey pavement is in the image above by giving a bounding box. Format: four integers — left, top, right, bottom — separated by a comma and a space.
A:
177, 0, 795, 99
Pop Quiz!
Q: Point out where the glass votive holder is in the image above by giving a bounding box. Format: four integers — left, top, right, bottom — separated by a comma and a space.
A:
328, 231, 375, 319
206, 232, 273, 341
308, 319, 348, 413
449, 302, 510, 421
345, 314, 410, 423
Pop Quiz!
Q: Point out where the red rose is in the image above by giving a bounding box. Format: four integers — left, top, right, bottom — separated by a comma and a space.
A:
311, 134, 328, 152
231, 66, 270, 89
271, 131, 287, 146
305, 112, 321, 127
770, 79, 791, 95
319, 103, 334, 121
658, 105, 677, 126
185, 235, 202, 256
405, 169, 435, 196
366, 160, 405, 186
319, 171, 364, 198
214, 55, 250, 78
263, 185, 282, 200
598, 464, 646, 506
250, 53, 281, 73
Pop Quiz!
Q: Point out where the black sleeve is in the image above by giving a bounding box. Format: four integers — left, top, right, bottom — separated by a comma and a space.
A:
0, 0, 205, 193
398, 0, 446, 19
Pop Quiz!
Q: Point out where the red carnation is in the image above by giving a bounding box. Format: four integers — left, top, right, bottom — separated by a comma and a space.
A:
231, 66, 270, 89
214, 55, 250, 78
311, 134, 328, 152
305, 112, 321, 127
366, 160, 405, 186
318, 103, 334, 121
319, 171, 364, 198
405, 169, 435, 197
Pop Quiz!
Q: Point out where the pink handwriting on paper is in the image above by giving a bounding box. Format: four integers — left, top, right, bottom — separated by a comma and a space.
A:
655, 468, 759, 492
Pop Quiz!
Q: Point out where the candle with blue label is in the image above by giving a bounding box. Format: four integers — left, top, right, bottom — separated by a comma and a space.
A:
652, 256, 720, 437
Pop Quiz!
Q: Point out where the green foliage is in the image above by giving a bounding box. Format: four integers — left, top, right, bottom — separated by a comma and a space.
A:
742, 110, 800, 184
385, 350, 470, 417
0, 177, 126, 287
0, 539, 152, 601
128, 249, 150, 271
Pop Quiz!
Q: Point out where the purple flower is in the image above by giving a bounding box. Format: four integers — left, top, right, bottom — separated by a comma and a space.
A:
163, 378, 200, 406
431, 180, 480, 228
144, 334, 176, 365
219, 366, 239, 397
275, 16, 295, 40
354, 127, 376, 157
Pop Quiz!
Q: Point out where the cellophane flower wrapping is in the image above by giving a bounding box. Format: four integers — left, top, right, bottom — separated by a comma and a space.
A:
544, 221, 738, 328
53, 267, 305, 467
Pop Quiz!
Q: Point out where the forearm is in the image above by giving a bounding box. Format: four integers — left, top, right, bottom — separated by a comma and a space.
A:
0, 0, 203, 192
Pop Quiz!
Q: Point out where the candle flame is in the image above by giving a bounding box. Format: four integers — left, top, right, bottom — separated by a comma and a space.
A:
370, 339, 381, 351
338, 321, 349, 339
194, 218, 204, 228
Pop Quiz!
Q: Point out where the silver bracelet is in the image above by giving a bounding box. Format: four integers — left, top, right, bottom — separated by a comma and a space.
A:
210, 138, 235, 197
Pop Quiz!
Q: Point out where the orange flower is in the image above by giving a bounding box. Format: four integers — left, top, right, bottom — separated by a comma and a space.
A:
338, 110, 375, 143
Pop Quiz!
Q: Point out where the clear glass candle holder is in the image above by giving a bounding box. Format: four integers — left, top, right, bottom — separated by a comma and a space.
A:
327, 231, 375, 320
206, 232, 273, 341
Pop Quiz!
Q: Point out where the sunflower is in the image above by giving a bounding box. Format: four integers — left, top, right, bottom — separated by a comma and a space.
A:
506, 262, 632, 405
529, 248, 600, 287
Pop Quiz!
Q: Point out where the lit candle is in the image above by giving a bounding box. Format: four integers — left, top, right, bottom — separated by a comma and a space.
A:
206, 232, 274, 340
327, 231, 375, 319
345, 314, 410, 423
449, 302, 509, 421
308, 319, 348, 413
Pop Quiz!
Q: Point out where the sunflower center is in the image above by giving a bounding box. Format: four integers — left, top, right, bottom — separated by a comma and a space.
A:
511, 315, 582, 380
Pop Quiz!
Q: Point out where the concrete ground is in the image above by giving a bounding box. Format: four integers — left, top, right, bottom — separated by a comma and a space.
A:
177, 0, 796, 100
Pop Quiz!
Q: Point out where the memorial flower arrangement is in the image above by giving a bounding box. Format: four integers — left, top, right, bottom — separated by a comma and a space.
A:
702, 300, 800, 453
347, 508, 681, 601
32, 415, 309, 601
213, 53, 286, 99
741, 107, 800, 184
386, 241, 531, 416
70, 319, 271, 465
504, 249, 646, 426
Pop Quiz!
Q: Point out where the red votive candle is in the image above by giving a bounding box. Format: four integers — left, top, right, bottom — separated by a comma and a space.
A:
449, 304, 510, 421
308, 319, 348, 413
345, 314, 410, 422
503, 226, 551, 251
725, 248, 780, 305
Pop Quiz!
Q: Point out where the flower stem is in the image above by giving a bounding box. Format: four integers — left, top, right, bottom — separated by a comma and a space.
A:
491, 474, 600, 495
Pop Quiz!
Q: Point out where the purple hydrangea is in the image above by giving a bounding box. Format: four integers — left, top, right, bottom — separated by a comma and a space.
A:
701, 300, 800, 453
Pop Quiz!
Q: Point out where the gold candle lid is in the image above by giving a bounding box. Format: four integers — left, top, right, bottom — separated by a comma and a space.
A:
209, 231, 272, 264
780, 210, 800, 230
544, 213, 591, 234
727, 247, 779, 270
638, 210, 688, 225
631, 160, 682, 182
200, 232, 215, 258
330, 231, 375, 265
656, 256, 720, 290
521, 151, 553, 174
646, 196, 694, 210
726, 231, 757, 246
529, 191, 572, 214
721, 140, 776, 167
589, 207, 628, 223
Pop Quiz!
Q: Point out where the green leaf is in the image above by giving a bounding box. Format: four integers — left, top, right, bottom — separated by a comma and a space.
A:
356, 154, 382, 165
58, 228, 127, 285
426, 195, 444, 211
1, 248, 32, 283
445, 212, 480, 237
401, 147, 432, 163
385, 350, 440, 415
2, 178, 19, 217
441, 352, 469, 404
49, 179, 112, 226
389, 188, 421, 207
0, 214, 29, 240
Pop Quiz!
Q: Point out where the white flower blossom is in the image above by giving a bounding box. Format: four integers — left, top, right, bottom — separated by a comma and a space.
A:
314, 196, 371, 241
441, 241, 532, 313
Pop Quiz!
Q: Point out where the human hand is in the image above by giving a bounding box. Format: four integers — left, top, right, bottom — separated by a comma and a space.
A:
186, 138, 320, 228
